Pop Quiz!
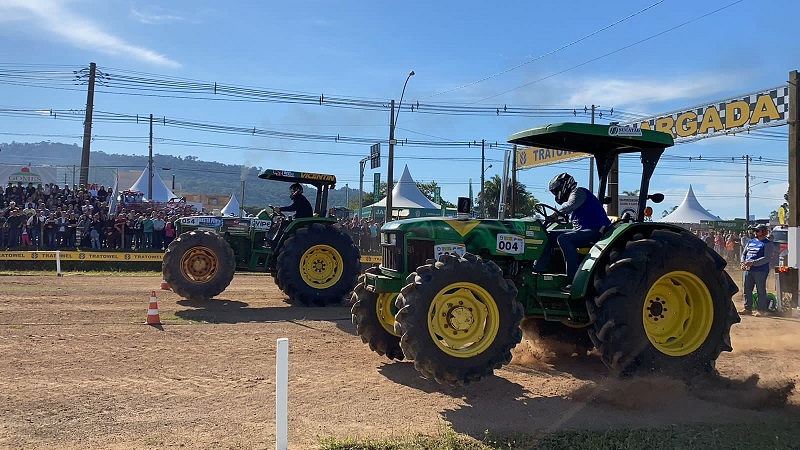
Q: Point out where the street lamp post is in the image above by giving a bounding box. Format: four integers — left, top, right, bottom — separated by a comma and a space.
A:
386, 70, 415, 222
746, 179, 768, 225
162, 167, 176, 190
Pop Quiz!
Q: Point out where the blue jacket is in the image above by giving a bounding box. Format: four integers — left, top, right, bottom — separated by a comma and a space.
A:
743, 238, 772, 273
559, 187, 611, 231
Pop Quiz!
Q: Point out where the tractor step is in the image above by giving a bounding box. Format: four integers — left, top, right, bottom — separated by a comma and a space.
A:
537, 290, 571, 299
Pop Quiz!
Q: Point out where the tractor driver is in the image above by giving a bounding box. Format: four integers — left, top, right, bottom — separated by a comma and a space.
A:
547, 172, 611, 289
274, 183, 313, 219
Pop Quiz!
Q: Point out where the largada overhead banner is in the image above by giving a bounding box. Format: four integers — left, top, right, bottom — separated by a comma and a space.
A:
0, 166, 58, 186
629, 84, 790, 143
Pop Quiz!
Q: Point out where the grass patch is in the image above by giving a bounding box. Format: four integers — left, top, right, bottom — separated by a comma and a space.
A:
158, 314, 197, 323
7, 324, 25, 329
320, 420, 800, 450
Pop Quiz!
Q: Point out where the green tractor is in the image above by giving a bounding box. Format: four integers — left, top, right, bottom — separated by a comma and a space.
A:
351, 123, 740, 385
163, 169, 361, 306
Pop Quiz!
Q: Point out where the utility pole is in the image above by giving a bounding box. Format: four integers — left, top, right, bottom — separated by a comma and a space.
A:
744, 154, 751, 225
148, 114, 154, 201
385, 70, 415, 222
788, 70, 799, 269
79, 62, 96, 188
386, 100, 396, 221
589, 105, 595, 193
358, 156, 369, 219
480, 139, 486, 218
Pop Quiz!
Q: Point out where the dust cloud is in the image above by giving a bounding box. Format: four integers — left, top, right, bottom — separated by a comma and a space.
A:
509, 314, 797, 411
510, 317, 591, 367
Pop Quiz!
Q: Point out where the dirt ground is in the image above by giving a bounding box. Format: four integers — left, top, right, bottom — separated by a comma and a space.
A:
1, 267, 799, 450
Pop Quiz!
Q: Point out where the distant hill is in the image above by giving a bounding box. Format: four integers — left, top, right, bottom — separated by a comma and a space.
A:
0, 141, 359, 211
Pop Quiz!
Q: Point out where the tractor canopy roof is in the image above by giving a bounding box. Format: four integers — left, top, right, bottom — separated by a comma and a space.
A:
507, 122, 673, 158
258, 169, 337, 188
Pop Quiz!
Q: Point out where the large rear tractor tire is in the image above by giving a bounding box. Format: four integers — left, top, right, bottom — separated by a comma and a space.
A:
395, 253, 523, 386
163, 230, 236, 301
587, 228, 740, 377
351, 267, 404, 360
276, 223, 361, 306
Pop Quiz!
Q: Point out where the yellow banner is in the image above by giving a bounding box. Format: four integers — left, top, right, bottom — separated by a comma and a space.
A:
516, 147, 588, 169
630, 85, 789, 143
0, 251, 164, 261
0, 251, 381, 264
361, 254, 382, 263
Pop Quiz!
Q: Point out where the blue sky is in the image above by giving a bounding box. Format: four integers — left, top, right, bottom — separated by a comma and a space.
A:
0, 0, 796, 220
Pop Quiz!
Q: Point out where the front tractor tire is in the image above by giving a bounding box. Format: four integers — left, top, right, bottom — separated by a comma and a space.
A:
276, 223, 360, 306
351, 267, 404, 360
163, 230, 236, 301
395, 253, 523, 386
588, 228, 740, 377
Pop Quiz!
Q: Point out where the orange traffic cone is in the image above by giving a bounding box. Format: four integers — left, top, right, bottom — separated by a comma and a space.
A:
160, 278, 171, 291
145, 290, 162, 325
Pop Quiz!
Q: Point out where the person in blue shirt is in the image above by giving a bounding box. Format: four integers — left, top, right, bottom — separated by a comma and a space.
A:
547, 173, 611, 291
740, 223, 774, 316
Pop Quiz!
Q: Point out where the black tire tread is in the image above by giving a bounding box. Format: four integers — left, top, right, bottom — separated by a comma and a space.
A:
395, 254, 523, 386
275, 223, 361, 306
587, 228, 739, 377
163, 230, 236, 301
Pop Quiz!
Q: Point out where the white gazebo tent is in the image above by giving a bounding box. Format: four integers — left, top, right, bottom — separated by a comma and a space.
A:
128, 167, 178, 202
657, 185, 721, 223
221, 194, 241, 217
361, 165, 442, 220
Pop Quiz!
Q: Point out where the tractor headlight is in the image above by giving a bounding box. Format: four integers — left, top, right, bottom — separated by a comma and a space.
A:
382, 232, 398, 245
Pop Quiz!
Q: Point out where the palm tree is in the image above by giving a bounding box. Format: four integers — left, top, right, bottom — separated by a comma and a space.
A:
477, 175, 538, 218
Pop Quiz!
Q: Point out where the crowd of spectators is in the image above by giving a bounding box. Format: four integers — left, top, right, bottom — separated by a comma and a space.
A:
0, 181, 183, 251
338, 216, 382, 253
693, 227, 781, 266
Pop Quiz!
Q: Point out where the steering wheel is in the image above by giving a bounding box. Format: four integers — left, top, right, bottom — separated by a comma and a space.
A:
534, 203, 571, 227
267, 205, 286, 218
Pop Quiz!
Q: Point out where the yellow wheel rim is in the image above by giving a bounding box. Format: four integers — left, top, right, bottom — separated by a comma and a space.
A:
299, 245, 343, 289
427, 282, 500, 358
180, 246, 219, 283
643, 271, 713, 357
376, 293, 400, 336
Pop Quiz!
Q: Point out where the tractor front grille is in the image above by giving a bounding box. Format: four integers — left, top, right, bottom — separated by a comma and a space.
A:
381, 243, 403, 271
406, 239, 434, 272
381, 238, 434, 273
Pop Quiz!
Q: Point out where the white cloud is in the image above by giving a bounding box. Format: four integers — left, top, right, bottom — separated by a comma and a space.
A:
564, 74, 737, 111
131, 7, 193, 25
0, 0, 180, 68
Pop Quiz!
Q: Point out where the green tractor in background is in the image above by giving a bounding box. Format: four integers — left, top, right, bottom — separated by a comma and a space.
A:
163, 169, 360, 306
352, 123, 740, 386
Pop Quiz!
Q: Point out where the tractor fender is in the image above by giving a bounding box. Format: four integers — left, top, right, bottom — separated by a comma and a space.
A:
570, 222, 689, 298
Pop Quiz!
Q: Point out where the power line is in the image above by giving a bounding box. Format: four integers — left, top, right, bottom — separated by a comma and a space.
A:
424, 0, 666, 99
476, 0, 746, 103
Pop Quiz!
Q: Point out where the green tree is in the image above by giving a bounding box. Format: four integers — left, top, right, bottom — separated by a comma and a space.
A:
477, 175, 539, 218
661, 205, 678, 218
622, 189, 640, 196
416, 181, 455, 208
